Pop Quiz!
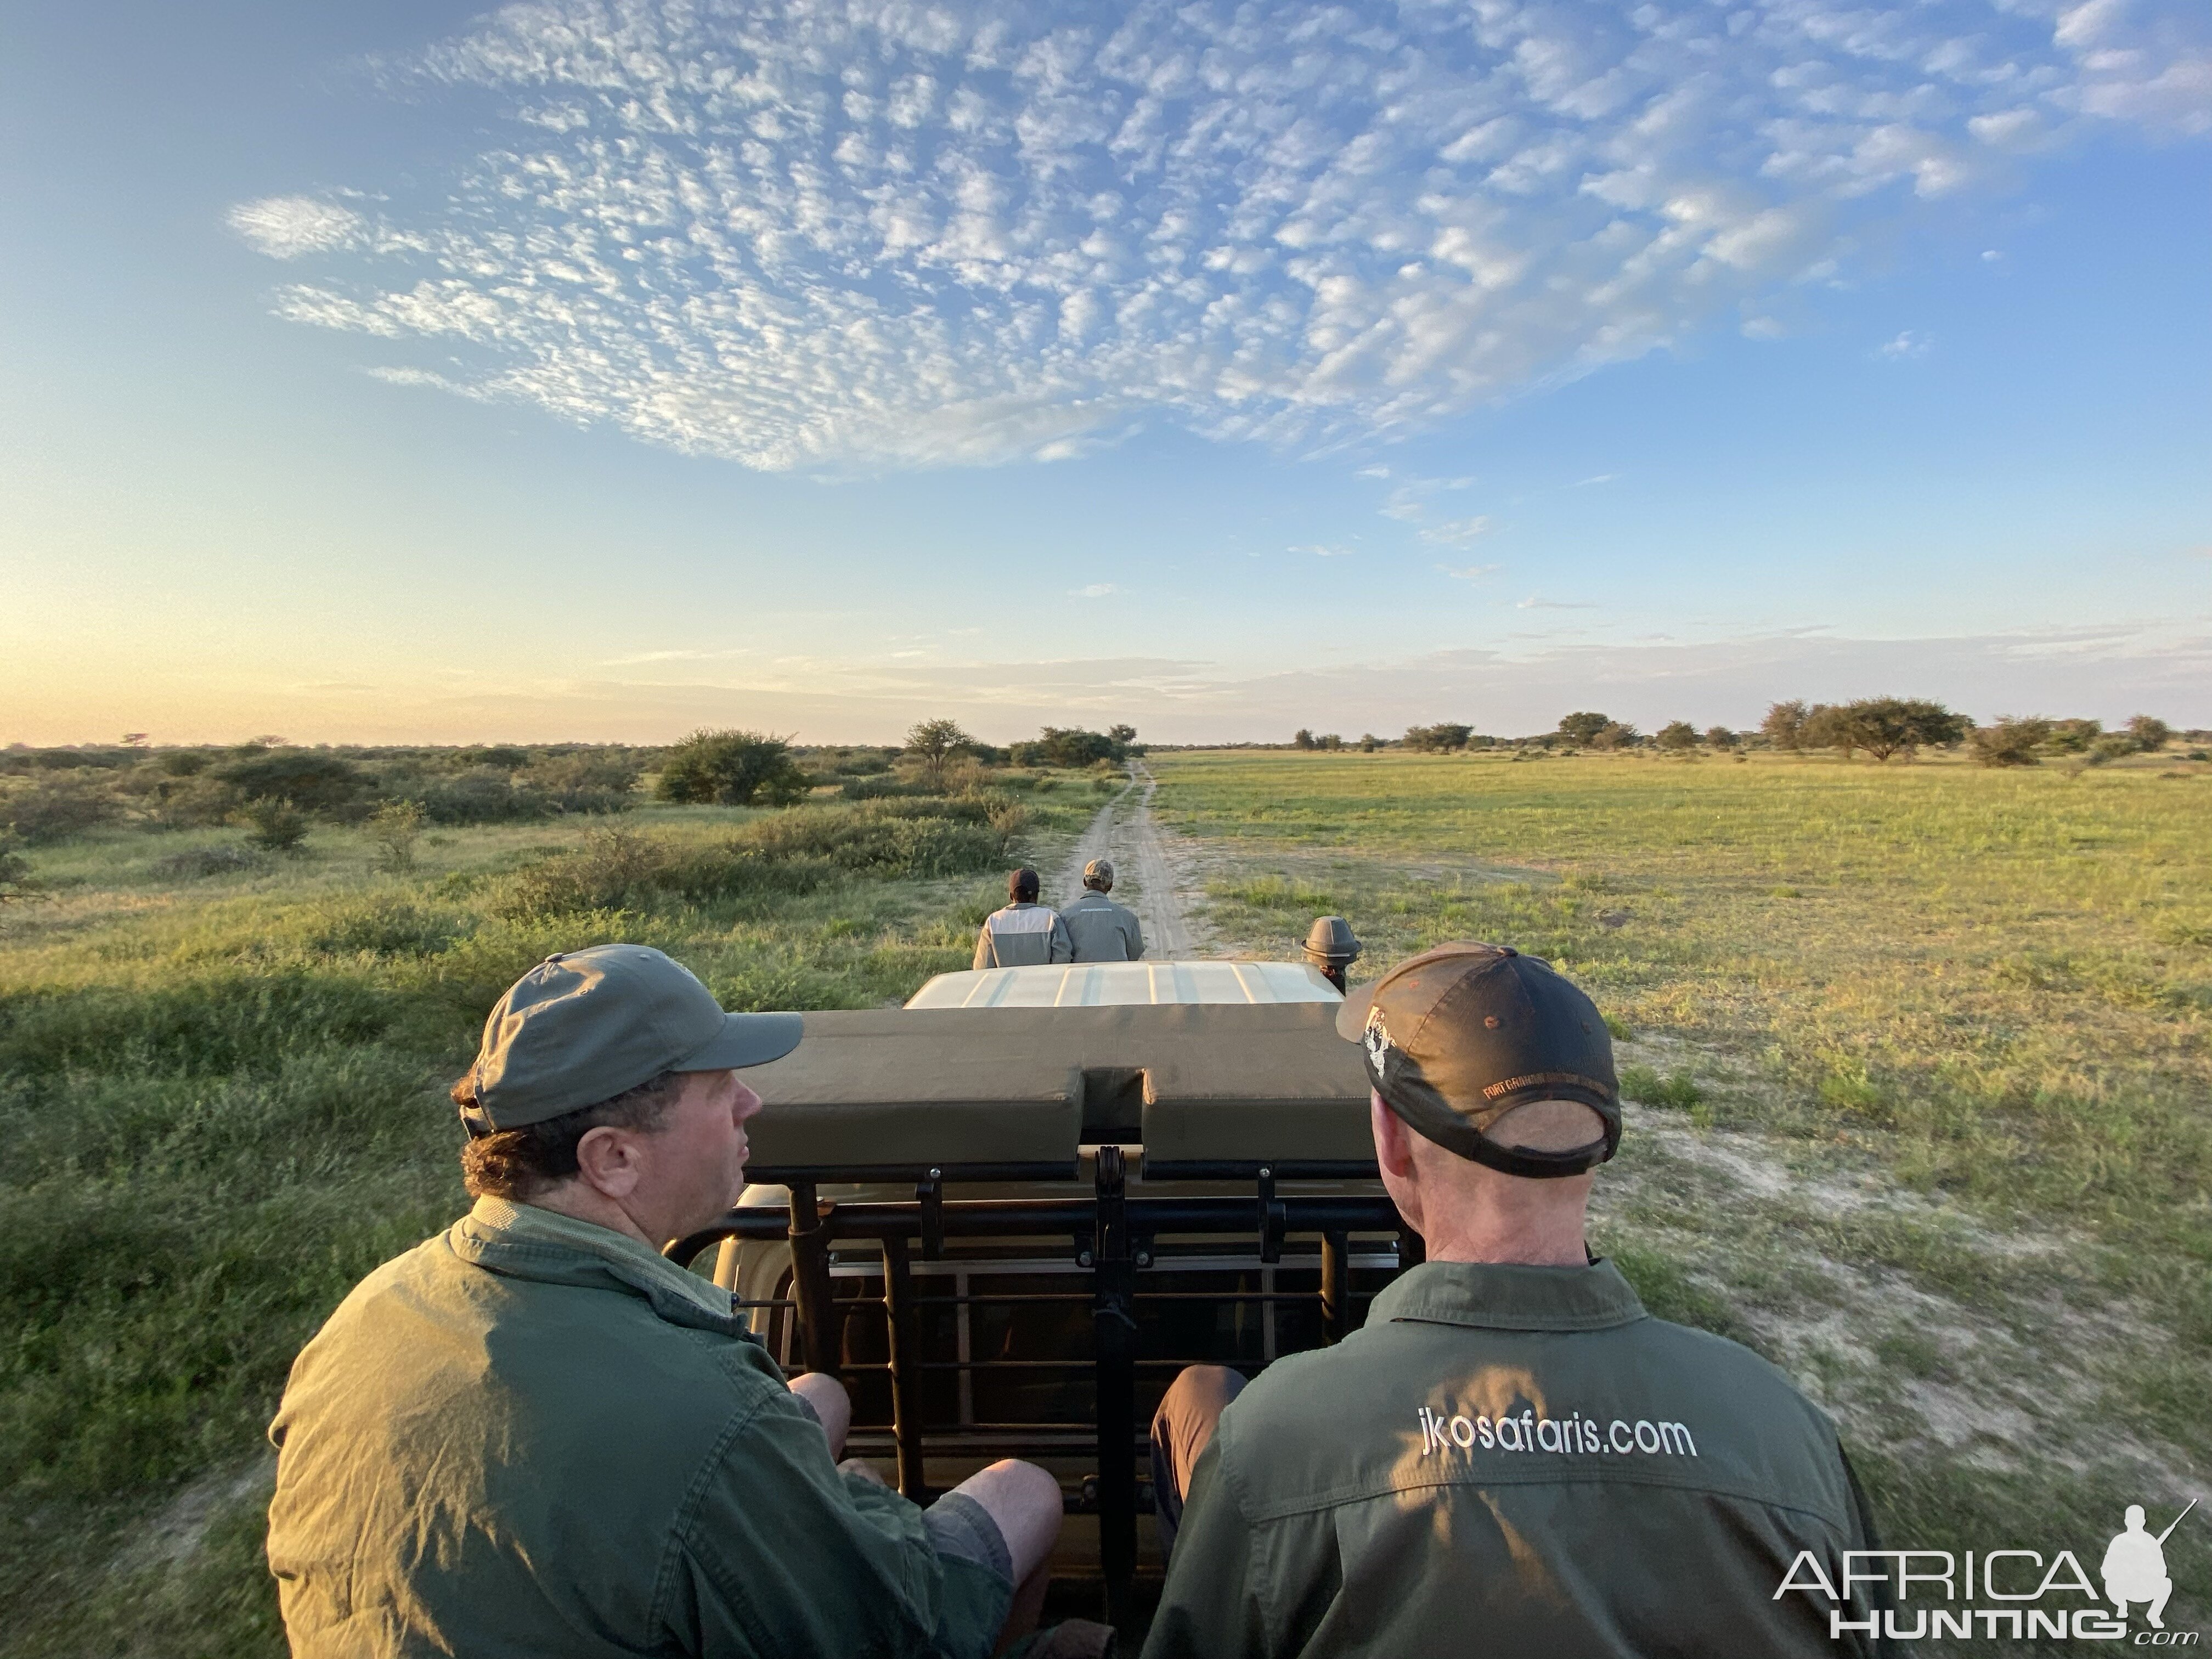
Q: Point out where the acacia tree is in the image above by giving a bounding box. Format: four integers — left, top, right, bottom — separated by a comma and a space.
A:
906, 718, 976, 781
1761, 701, 1809, 752
1656, 721, 1699, 752
1705, 726, 1739, 749
655, 729, 810, 805
1813, 698, 1968, 761
2127, 715, 2171, 753
1558, 712, 1610, 746
1292, 729, 1316, 750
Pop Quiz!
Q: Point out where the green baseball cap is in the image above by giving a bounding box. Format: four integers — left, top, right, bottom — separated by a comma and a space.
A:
1335, 941, 1620, 1178
461, 944, 803, 1135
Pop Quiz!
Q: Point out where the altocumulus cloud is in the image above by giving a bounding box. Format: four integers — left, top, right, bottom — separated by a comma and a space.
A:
234, 0, 2208, 471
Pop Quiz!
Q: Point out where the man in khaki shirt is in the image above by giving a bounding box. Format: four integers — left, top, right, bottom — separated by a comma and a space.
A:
1142, 944, 1900, 1659
1060, 859, 1144, 962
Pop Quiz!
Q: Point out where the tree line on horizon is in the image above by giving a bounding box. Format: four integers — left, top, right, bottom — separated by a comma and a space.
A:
1288, 702, 2195, 766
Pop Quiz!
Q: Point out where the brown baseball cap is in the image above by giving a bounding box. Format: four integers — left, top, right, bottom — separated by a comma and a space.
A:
1335, 942, 1620, 1177
461, 944, 802, 1135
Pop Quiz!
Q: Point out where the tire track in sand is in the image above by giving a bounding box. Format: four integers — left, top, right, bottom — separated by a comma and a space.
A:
1053, 762, 1214, 959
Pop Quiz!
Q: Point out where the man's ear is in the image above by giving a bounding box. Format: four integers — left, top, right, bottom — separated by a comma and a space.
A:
1371, 1091, 1424, 1238
572, 1124, 645, 1199
1371, 1092, 1415, 1178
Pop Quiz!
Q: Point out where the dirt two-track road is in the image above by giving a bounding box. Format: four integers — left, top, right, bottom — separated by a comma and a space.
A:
1052, 762, 1212, 959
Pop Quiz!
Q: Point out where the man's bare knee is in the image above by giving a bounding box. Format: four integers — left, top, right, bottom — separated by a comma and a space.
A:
787, 1373, 851, 1459
953, 1459, 1064, 1584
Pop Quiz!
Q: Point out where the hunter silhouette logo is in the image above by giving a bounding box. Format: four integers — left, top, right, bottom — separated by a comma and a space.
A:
2104, 1500, 2194, 1630
1776, 1494, 2202, 1643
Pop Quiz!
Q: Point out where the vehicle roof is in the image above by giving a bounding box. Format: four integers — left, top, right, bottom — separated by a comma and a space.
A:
742, 998, 1372, 1175
905, 959, 1342, 1009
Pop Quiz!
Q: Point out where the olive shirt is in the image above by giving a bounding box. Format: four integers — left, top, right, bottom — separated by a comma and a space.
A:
1060, 891, 1145, 962
266, 1197, 1010, 1659
1142, 1260, 1893, 1659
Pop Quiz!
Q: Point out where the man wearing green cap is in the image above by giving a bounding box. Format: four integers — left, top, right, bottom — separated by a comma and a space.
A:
266, 944, 1071, 1659
1140, 943, 1901, 1658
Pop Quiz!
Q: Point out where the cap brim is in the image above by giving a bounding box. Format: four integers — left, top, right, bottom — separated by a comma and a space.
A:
676, 1011, 805, 1072
1333, 983, 1379, 1040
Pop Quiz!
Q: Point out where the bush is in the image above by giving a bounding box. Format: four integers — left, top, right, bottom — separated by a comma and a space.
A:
150, 845, 267, 881
1404, 723, 1474, 752
1027, 727, 1125, 769
1705, 727, 1738, 749
241, 799, 309, 853
1968, 716, 2050, 768
498, 799, 1019, 919
0, 840, 41, 902
0, 776, 122, 843
366, 800, 427, 872
2127, 715, 2172, 753
2043, 718, 2102, 755
1760, 700, 1808, 751
1558, 712, 1611, 746
215, 751, 368, 815
655, 730, 810, 806
1589, 721, 1641, 751
1656, 721, 1699, 752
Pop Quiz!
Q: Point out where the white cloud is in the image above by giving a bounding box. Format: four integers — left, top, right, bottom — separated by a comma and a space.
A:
1438, 563, 1501, 582
1878, 330, 1934, 359
1290, 544, 1357, 557
228, 196, 364, 258
1518, 595, 1600, 610
1574, 473, 1617, 487
1073, 582, 1118, 599
234, 0, 2212, 470
1419, 515, 1493, 546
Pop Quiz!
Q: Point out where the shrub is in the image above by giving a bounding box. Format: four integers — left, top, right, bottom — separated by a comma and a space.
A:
1760, 700, 1808, 751
1, 776, 122, 843
241, 799, 309, 853
2127, 715, 2172, 753
1968, 716, 2050, 768
365, 800, 427, 872
157, 751, 210, 777
215, 751, 368, 815
150, 845, 267, 881
1404, 723, 1474, 752
0, 840, 41, 902
410, 770, 546, 825
655, 730, 810, 806
1705, 727, 1738, 749
1589, 721, 1641, 751
1292, 729, 1316, 750
306, 897, 460, 958
2043, 718, 2102, 755
1358, 734, 1383, 752
1031, 727, 1124, 768
1558, 712, 1611, 746
1656, 721, 1699, 752
522, 750, 641, 805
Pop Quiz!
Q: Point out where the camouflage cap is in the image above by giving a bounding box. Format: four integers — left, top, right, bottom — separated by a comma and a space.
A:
1084, 858, 1114, 888
1334, 942, 1619, 1178
462, 944, 802, 1134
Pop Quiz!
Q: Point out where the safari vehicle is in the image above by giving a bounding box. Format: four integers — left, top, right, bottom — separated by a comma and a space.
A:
663, 952, 1419, 1629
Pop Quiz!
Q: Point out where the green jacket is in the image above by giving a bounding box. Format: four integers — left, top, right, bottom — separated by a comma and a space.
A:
1061, 892, 1145, 962
1143, 1259, 1892, 1659
267, 1198, 1009, 1658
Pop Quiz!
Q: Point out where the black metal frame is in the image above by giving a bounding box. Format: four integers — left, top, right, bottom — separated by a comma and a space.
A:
669, 1155, 1416, 1628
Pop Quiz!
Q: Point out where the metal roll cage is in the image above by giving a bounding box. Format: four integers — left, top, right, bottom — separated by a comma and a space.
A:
668, 1154, 1417, 1627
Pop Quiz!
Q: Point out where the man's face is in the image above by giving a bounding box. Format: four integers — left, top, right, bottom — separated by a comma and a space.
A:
633, 1069, 764, 1240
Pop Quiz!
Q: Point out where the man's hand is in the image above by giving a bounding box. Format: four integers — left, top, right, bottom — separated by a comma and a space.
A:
788, 1372, 852, 1459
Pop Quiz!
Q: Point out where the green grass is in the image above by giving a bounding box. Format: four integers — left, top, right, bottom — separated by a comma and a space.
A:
1154, 747, 2211, 1650
0, 799, 1085, 1657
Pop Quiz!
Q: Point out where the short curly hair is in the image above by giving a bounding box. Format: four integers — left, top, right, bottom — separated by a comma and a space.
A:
453, 1069, 685, 1201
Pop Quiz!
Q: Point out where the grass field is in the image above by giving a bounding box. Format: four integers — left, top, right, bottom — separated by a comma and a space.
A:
1153, 747, 2211, 1646
0, 795, 1087, 1658
3, 748, 2206, 1655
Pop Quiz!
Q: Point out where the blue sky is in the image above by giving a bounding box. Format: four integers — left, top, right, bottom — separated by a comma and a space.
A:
2, 0, 2206, 746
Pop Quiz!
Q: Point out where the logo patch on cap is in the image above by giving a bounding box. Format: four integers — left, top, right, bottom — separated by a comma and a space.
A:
1363, 1007, 1392, 1071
